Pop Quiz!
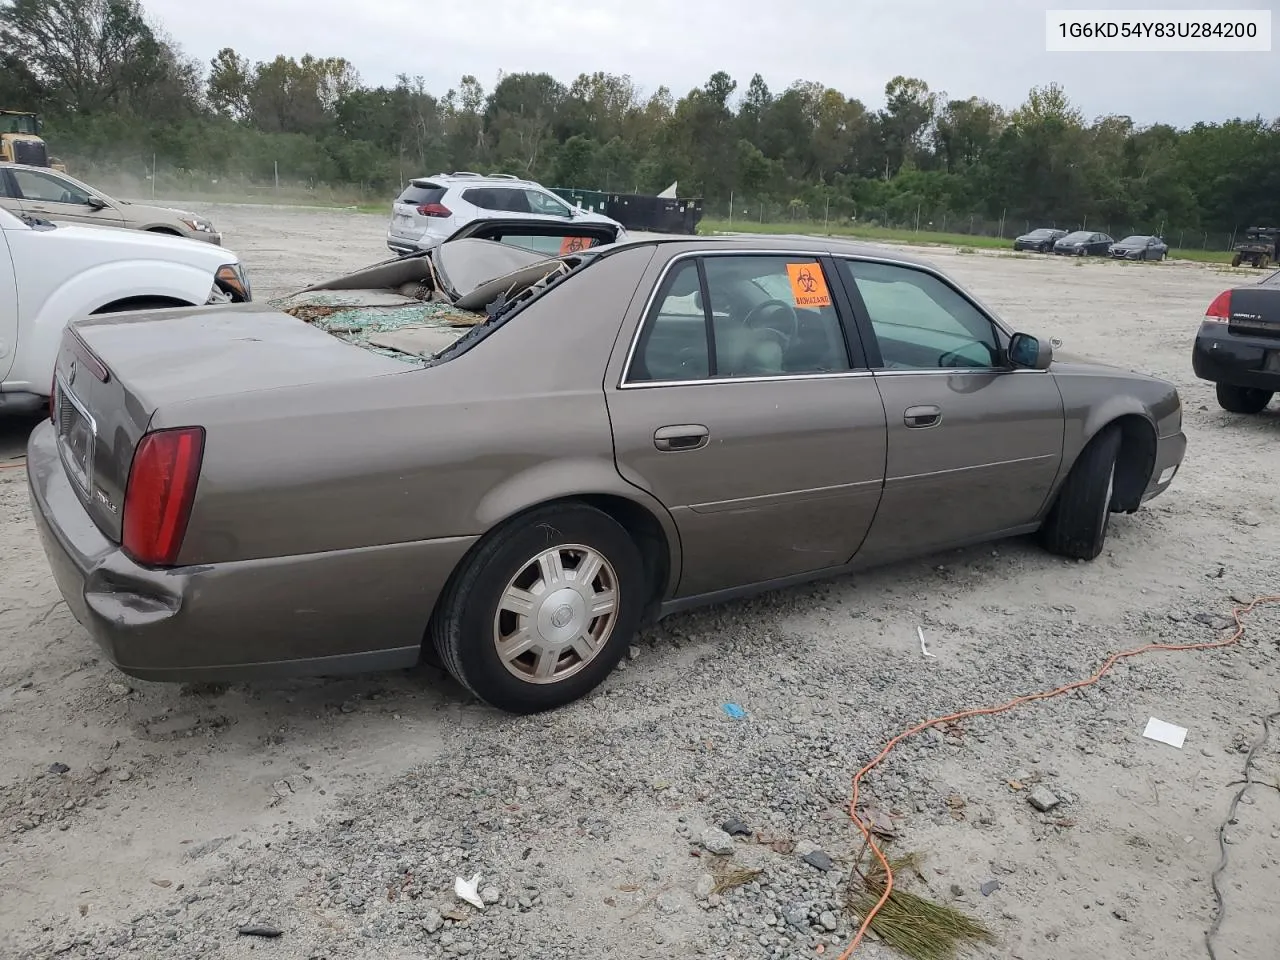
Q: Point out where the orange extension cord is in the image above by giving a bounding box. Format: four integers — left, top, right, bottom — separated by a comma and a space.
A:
836, 594, 1280, 960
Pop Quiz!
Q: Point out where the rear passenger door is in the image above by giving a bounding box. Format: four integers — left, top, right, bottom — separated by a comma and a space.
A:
833, 257, 1064, 564
606, 251, 888, 599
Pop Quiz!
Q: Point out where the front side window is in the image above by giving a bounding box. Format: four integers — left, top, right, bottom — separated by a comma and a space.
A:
628, 255, 852, 383
839, 259, 1000, 370
12, 169, 90, 205
525, 189, 572, 217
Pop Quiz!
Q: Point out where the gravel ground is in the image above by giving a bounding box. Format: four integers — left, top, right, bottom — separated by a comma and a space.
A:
2, 204, 1279, 960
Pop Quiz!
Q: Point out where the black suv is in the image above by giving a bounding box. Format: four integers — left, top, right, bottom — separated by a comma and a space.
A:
1192, 269, 1280, 413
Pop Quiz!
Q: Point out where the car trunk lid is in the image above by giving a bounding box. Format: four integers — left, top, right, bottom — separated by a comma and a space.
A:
51, 304, 412, 541
1226, 285, 1280, 339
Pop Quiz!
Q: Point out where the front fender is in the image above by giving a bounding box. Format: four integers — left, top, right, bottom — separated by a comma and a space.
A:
1048, 390, 1157, 512
1076, 394, 1154, 453
10, 259, 214, 393
474, 456, 683, 594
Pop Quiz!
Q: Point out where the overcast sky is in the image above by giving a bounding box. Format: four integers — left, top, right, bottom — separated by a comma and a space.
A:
145, 0, 1276, 127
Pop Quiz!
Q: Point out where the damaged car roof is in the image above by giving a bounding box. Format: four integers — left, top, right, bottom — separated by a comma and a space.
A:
275, 236, 597, 364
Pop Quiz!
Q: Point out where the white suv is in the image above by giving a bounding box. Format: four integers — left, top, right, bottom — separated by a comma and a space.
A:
386, 172, 625, 254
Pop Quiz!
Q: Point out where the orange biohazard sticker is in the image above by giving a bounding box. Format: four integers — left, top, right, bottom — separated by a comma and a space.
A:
559, 235, 595, 254
785, 262, 831, 308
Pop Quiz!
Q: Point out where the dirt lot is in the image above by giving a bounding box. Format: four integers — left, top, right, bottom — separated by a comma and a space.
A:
2, 204, 1279, 960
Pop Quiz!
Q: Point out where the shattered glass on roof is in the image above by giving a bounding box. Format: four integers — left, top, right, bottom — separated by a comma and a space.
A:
270, 289, 485, 364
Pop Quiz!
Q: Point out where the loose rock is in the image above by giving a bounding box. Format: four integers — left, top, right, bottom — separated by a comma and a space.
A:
801, 850, 834, 872
699, 827, 735, 856
1027, 786, 1061, 812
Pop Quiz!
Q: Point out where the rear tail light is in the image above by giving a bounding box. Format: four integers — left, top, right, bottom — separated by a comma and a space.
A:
416, 203, 452, 217
122, 426, 205, 567
1205, 290, 1232, 323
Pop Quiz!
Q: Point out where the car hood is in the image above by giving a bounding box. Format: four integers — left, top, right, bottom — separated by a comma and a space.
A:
1051, 348, 1164, 383
115, 200, 202, 222
3, 216, 231, 263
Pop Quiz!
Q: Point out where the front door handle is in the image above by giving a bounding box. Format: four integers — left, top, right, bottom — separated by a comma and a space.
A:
904, 405, 942, 428
654, 424, 709, 452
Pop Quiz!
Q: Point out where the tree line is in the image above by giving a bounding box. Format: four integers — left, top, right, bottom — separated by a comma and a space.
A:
3, 0, 1279, 237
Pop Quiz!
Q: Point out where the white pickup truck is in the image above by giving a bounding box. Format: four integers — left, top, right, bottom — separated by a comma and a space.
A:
0, 207, 250, 415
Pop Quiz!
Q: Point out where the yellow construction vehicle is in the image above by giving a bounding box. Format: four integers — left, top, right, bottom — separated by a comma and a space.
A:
0, 110, 67, 172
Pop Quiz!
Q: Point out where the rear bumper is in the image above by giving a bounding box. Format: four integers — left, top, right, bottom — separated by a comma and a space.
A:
386, 235, 420, 255
1192, 323, 1280, 390
26, 420, 477, 682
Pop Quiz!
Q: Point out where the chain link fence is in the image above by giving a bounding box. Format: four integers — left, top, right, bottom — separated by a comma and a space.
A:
61, 157, 385, 209
710, 196, 1241, 253
49, 157, 1249, 253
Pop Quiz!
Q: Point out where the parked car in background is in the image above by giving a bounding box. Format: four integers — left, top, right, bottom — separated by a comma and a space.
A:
1013, 228, 1067, 252
27, 234, 1185, 714
386, 171, 625, 254
1192, 267, 1280, 414
1053, 231, 1114, 256
0, 207, 248, 415
0, 162, 222, 244
1109, 235, 1168, 261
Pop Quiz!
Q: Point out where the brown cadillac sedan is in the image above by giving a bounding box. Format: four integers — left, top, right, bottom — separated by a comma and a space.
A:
27, 235, 1186, 714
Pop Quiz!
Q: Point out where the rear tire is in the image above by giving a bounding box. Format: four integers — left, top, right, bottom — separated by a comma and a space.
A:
1231, 254, 1242, 267
1039, 424, 1121, 561
430, 502, 646, 714
1216, 383, 1273, 414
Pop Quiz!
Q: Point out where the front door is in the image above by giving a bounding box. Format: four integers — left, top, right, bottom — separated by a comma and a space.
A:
10, 168, 124, 228
606, 252, 888, 598
832, 257, 1065, 564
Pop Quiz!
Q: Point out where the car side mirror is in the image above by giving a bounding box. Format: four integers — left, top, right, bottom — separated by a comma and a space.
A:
1008, 332, 1052, 370
86, 195, 107, 210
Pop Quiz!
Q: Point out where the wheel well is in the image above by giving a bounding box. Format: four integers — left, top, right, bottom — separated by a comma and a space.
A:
1110, 414, 1157, 512
423, 494, 675, 645
575, 494, 672, 618
91, 295, 193, 314
146, 227, 183, 236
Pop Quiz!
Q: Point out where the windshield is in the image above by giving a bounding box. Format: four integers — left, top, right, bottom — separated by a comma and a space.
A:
1025, 229, 1055, 239
0, 113, 38, 135
1061, 232, 1091, 242
1119, 236, 1147, 244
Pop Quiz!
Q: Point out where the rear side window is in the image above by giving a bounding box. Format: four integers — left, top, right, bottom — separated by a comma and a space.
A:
628, 255, 852, 383
398, 183, 446, 205
463, 188, 532, 214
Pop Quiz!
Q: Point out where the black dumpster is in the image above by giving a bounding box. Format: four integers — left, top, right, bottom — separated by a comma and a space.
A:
605, 194, 704, 234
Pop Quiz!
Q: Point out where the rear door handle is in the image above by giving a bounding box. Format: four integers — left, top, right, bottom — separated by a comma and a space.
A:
904, 405, 942, 428
654, 424, 709, 452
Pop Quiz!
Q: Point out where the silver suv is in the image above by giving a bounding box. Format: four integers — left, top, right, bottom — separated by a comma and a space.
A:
386, 172, 625, 254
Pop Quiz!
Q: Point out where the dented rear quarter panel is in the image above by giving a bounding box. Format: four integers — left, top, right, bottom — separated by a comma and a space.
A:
159, 244, 674, 568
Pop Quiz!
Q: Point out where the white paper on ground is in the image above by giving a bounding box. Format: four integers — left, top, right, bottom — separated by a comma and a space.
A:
454, 872, 484, 909
1142, 717, 1188, 749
